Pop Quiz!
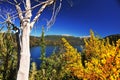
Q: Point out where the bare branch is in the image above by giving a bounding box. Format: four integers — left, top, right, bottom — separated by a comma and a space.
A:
11, 14, 18, 20
0, 6, 17, 24
15, 3, 23, 21
22, 0, 26, 8
14, 0, 18, 3
47, 0, 62, 30
0, 0, 53, 22
31, 1, 48, 10
30, 4, 47, 29
6, 13, 12, 23
12, 0, 24, 21
12, 1, 47, 19
30, 0, 54, 29
25, 0, 32, 19
67, 0, 73, 7
0, 14, 6, 20
0, 0, 15, 5
6, 0, 15, 5
0, 24, 5, 31
0, 21, 6, 24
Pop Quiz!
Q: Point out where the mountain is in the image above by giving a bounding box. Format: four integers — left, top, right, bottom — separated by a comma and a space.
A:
30, 35, 85, 47
1, 32, 119, 47
104, 34, 120, 45
30, 34, 120, 47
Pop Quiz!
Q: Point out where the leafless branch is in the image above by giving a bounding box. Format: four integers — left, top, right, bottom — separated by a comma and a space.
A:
0, 21, 6, 24
25, 0, 32, 19
11, 14, 18, 20
0, 0, 54, 22
14, 0, 18, 3
0, 15, 6, 20
30, 4, 47, 29
0, 24, 5, 31
6, 0, 15, 5
47, 0, 62, 30
1, 8, 17, 24
0, 0, 15, 5
30, 0, 55, 29
15, 2, 23, 20
12, 1, 47, 19
31, 1, 47, 10
22, 0, 26, 9
67, 0, 73, 7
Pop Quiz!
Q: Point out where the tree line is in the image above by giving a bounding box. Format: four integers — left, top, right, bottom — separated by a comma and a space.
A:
0, 29, 120, 80
30, 35, 86, 47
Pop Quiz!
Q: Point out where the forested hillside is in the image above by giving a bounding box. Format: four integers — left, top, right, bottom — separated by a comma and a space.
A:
1, 33, 119, 47
30, 34, 120, 47
30, 35, 85, 47
0, 31, 120, 80
104, 34, 120, 45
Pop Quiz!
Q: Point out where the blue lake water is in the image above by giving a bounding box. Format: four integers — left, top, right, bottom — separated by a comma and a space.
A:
30, 46, 82, 69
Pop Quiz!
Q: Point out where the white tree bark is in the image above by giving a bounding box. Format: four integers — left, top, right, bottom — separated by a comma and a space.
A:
17, 0, 31, 79
0, 0, 61, 80
15, 0, 54, 80
17, 22, 31, 80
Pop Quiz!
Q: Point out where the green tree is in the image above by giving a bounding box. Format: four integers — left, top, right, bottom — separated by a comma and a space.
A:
0, 27, 17, 80
40, 27, 46, 69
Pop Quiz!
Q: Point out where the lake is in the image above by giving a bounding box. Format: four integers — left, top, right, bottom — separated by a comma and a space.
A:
30, 46, 82, 69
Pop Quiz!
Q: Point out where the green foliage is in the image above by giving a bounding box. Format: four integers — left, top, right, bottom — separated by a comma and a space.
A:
30, 35, 85, 47
104, 34, 120, 45
30, 36, 40, 47
30, 52, 66, 80
61, 30, 120, 80
0, 30, 17, 80
31, 30, 120, 80
1, 27, 118, 80
30, 28, 67, 80
40, 27, 46, 69
29, 62, 38, 80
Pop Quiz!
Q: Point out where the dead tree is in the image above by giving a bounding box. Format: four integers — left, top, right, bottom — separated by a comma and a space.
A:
0, 0, 62, 80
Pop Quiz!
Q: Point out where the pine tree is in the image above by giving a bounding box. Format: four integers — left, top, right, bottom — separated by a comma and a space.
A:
0, 24, 17, 80
40, 27, 46, 69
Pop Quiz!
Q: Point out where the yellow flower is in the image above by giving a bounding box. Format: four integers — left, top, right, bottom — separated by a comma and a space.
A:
110, 76, 114, 80
101, 59, 106, 64
112, 68, 116, 72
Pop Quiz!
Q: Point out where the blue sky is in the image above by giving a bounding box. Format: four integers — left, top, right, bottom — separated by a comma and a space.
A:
0, 0, 120, 37
31, 0, 120, 37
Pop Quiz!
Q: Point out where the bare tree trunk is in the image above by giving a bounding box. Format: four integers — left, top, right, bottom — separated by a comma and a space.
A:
0, 0, 59, 80
17, 23, 31, 80
16, 0, 31, 79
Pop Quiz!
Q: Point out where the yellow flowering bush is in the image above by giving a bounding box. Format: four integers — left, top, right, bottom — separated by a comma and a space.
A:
62, 30, 120, 80
62, 38, 84, 79
84, 30, 120, 80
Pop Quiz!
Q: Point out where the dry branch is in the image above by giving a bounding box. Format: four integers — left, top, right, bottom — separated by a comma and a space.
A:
30, 0, 54, 29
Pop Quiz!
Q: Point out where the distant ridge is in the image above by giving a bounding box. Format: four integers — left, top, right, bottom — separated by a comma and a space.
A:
30, 34, 120, 47
104, 34, 120, 45
1, 32, 119, 47
30, 35, 85, 47
104, 34, 120, 38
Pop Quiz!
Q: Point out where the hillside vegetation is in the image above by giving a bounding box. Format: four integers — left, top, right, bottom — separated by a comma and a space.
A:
0, 31, 120, 80
104, 34, 120, 45
1, 33, 119, 47
29, 31, 120, 80
30, 35, 85, 47
30, 34, 120, 47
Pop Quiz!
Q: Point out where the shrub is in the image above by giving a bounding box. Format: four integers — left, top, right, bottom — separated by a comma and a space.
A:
62, 30, 120, 80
